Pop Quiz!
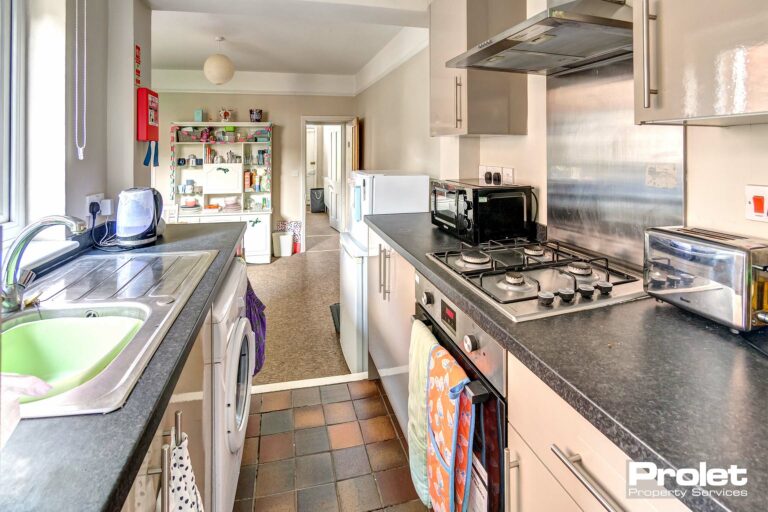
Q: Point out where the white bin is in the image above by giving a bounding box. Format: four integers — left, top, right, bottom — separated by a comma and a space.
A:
272, 232, 293, 257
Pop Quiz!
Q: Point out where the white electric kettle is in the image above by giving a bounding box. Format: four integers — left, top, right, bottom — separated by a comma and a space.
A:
115, 187, 165, 248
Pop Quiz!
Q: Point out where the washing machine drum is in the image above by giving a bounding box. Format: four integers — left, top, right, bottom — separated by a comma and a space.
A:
225, 316, 256, 453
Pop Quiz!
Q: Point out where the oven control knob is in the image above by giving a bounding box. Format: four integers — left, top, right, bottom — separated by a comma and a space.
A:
463, 334, 479, 353
577, 284, 595, 298
421, 291, 434, 306
538, 291, 555, 306
558, 288, 576, 303
595, 281, 613, 295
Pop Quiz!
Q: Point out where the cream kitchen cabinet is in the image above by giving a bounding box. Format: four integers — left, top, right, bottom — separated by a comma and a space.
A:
241, 213, 272, 264
429, 0, 527, 136
366, 229, 415, 434
634, 0, 768, 126
506, 353, 691, 512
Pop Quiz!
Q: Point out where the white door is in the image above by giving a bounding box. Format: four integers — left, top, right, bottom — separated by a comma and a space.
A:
324, 125, 343, 232
306, 126, 317, 202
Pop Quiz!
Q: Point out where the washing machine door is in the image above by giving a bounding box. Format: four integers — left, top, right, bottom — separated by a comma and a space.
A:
225, 316, 255, 453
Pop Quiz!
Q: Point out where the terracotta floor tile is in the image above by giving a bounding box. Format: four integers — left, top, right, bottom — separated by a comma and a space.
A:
261, 410, 294, 435
360, 416, 396, 444
353, 397, 387, 420
295, 452, 335, 489
242, 437, 260, 466
236, 465, 257, 500
256, 459, 295, 497
332, 445, 371, 481
337, 474, 382, 512
292, 387, 321, 407
294, 405, 325, 429
250, 394, 262, 414
259, 432, 295, 462
391, 415, 405, 439
382, 395, 394, 415
374, 466, 419, 507
366, 439, 407, 472
295, 426, 330, 456
327, 421, 364, 450
246, 413, 261, 438
254, 491, 296, 512
297, 483, 339, 512
262, 390, 293, 412
320, 383, 351, 404
347, 379, 380, 400
323, 401, 356, 425
233, 499, 254, 512
379, 500, 429, 511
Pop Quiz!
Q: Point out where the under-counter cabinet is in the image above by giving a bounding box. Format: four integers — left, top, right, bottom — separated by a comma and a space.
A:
506, 353, 691, 512
634, 0, 768, 126
122, 310, 210, 512
367, 230, 415, 432
429, 0, 527, 136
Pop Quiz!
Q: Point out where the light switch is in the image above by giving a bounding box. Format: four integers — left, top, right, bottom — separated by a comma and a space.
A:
745, 185, 768, 222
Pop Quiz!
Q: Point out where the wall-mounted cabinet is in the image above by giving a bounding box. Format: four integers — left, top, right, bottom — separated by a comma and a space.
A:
634, 0, 768, 126
429, 0, 528, 136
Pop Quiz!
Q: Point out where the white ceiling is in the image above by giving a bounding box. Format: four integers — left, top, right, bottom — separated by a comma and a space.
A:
150, 0, 430, 75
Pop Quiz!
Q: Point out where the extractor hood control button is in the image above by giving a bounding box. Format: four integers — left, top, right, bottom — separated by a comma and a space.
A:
595, 281, 613, 295
577, 284, 595, 298
558, 288, 575, 303
463, 334, 479, 352
421, 291, 434, 306
538, 291, 555, 306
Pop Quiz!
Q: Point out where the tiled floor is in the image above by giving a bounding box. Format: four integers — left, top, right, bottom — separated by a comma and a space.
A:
234, 380, 427, 512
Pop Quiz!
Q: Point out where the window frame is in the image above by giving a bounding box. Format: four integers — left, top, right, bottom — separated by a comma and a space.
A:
1, 0, 26, 242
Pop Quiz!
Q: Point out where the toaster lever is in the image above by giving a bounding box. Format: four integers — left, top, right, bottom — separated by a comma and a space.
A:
757, 311, 768, 324
753, 265, 768, 272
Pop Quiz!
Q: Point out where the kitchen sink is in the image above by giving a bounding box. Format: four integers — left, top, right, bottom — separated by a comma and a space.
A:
1, 250, 217, 418
1, 308, 146, 403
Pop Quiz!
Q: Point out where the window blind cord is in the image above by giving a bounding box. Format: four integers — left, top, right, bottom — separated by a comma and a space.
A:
74, 0, 87, 161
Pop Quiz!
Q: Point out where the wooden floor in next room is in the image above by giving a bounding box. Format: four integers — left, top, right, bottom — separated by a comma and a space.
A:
248, 208, 348, 385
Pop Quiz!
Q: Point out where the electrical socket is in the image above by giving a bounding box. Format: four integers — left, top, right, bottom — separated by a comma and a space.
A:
85, 193, 104, 215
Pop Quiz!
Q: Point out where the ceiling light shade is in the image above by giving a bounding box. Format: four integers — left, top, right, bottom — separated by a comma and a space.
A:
203, 53, 235, 85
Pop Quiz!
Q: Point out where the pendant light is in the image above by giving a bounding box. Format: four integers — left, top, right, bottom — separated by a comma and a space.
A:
203, 36, 235, 85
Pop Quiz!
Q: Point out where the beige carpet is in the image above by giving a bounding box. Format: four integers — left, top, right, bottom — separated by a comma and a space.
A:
248, 210, 347, 385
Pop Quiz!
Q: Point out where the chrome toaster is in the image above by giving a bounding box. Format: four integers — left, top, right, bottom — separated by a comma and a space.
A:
644, 227, 768, 332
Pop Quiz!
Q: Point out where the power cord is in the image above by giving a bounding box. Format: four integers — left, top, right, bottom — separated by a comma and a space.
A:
89, 201, 128, 252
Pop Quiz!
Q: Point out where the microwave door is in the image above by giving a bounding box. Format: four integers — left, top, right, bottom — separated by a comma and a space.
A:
433, 187, 464, 230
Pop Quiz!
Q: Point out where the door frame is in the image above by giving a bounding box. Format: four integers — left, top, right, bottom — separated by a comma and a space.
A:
299, 115, 357, 253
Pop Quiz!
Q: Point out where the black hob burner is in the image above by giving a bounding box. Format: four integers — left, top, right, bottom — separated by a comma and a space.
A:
429, 238, 640, 310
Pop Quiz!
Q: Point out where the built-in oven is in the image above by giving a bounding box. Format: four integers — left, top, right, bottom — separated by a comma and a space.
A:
414, 272, 507, 511
431, 179, 536, 245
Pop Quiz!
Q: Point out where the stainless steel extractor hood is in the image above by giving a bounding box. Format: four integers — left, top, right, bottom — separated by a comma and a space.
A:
446, 0, 633, 76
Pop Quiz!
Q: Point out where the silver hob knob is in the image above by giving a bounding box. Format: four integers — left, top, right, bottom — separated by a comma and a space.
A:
421, 291, 434, 306
538, 291, 555, 306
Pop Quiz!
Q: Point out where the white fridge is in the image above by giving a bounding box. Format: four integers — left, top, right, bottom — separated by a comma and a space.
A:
339, 171, 430, 373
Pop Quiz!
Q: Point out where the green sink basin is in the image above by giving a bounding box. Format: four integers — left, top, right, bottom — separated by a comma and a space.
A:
1, 316, 143, 403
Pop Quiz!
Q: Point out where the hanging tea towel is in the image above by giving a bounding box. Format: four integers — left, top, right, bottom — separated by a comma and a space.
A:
245, 279, 267, 375
408, 320, 437, 507
166, 432, 204, 512
426, 346, 475, 512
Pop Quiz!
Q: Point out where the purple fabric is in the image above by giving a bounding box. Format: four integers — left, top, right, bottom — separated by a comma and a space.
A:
246, 280, 267, 375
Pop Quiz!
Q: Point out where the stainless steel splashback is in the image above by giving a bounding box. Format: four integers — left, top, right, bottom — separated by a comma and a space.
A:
547, 58, 685, 267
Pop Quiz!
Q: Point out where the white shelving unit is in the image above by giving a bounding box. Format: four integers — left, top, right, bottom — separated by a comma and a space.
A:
166, 121, 274, 264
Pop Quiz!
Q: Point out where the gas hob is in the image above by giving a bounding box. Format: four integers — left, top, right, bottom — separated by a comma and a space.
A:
427, 239, 646, 322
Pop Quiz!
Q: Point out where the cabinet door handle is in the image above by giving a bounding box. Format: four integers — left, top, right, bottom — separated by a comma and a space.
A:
383, 250, 392, 299
550, 444, 623, 512
504, 448, 520, 512
454, 75, 463, 128
641, 0, 658, 108
148, 445, 172, 512
378, 244, 385, 294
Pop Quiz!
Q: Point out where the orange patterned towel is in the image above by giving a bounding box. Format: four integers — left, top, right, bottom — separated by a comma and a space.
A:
426, 346, 475, 512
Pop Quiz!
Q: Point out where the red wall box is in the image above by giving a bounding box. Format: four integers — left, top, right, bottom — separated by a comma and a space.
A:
137, 87, 159, 141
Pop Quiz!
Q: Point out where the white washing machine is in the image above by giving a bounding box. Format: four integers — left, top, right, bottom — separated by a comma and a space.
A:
204, 258, 255, 512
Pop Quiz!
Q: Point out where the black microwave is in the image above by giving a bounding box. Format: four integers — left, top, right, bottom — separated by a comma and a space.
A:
431, 179, 536, 245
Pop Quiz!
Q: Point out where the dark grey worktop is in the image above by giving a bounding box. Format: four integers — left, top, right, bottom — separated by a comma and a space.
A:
366, 213, 768, 512
0, 222, 245, 512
